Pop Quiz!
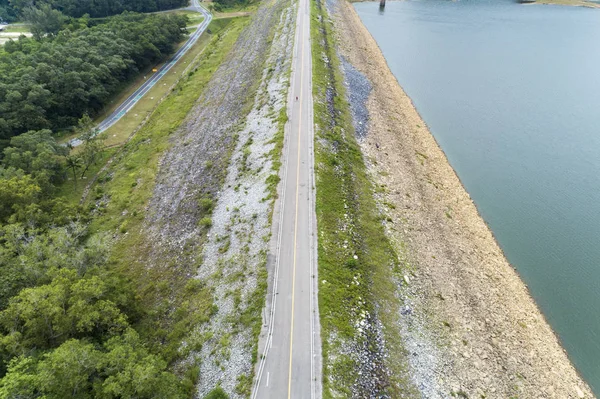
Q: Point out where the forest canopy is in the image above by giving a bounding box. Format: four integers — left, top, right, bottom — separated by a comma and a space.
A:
0, 12, 187, 147
0, 0, 189, 20
0, 0, 204, 395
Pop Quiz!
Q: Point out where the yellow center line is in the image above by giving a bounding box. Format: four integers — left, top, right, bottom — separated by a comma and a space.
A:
287, 5, 306, 399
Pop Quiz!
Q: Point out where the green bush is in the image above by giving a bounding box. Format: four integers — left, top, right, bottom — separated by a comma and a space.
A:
204, 386, 229, 399
199, 217, 213, 228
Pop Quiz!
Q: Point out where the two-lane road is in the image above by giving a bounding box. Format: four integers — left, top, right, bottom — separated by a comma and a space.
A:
70, 0, 211, 146
253, 0, 321, 396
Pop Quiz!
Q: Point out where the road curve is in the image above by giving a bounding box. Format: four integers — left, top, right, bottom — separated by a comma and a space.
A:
252, 0, 322, 396
70, 0, 211, 146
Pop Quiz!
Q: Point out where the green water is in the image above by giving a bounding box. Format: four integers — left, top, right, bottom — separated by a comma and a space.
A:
354, 0, 600, 393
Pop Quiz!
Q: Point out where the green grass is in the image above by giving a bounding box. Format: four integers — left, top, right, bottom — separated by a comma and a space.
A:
310, 0, 417, 396
54, 148, 117, 205
172, 9, 207, 24
2, 24, 31, 33
212, 1, 260, 15
83, 16, 249, 365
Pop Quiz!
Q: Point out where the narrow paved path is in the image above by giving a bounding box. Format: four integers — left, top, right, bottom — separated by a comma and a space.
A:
70, 0, 211, 146
253, 0, 321, 396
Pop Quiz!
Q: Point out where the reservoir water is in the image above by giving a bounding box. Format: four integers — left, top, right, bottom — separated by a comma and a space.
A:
353, 0, 600, 393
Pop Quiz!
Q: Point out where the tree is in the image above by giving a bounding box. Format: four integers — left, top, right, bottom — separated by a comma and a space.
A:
0, 332, 187, 399
96, 328, 185, 399
65, 155, 82, 188
0, 356, 39, 398
0, 12, 187, 141
3, 130, 68, 191
77, 115, 104, 178
0, 174, 40, 224
0, 269, 129, 351
0, 223, 111, 311
36, 339, 100, 399
22, 4, 67, 40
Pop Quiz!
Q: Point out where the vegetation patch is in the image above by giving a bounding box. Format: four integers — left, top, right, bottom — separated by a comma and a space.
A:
0, 12, 189, 149
87, 14, 247, 389
0, 12, 250, 399
310, 0, 417, 396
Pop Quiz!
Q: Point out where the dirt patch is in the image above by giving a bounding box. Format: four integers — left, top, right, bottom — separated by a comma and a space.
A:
331, 1, 595, 398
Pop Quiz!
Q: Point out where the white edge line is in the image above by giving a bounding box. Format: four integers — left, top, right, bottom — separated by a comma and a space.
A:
251, 0, 300, 396
70, 1, 212, 145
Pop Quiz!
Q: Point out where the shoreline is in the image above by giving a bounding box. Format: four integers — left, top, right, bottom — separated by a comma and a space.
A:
332, 0, 595, 397
349, 0, 600, 8
532, 0, 600, 8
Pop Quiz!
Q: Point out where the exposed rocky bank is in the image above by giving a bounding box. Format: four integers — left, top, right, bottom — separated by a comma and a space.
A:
330, 0, 596, 397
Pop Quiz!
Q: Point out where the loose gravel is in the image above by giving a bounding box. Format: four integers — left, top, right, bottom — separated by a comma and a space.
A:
191, 4, 294, 398
340, 55, 371, 141
141, 0, 295, 397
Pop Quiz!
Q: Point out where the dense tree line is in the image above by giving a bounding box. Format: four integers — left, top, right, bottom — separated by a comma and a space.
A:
1, 0, 189, 20
0, 0, 16, 21
0, 5, 197, 395
0, 12, 187, 148
0, 224, 189, 397
0, 126, 190, 396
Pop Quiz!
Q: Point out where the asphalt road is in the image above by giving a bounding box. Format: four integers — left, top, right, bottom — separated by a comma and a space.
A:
70, 0, 211, 146
252, 0, 322, 397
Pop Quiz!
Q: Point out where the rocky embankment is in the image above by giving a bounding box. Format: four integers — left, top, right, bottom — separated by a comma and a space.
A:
329, 0, 595, 397
143, 1, 295, 397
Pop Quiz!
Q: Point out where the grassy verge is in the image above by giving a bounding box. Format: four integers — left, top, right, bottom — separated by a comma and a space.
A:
310, 0, 417, 397
84, 15, 249, 368
212, 1, 260, 15
2, 24, 31, 33
98, 28, 213, 148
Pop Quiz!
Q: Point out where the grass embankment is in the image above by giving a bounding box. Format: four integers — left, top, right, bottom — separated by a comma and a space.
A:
82, 15, 249, 373
310, 0, 416, 396
95, 21, 219, 147
2, 24, 31, 33
55, 18, 236, 208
